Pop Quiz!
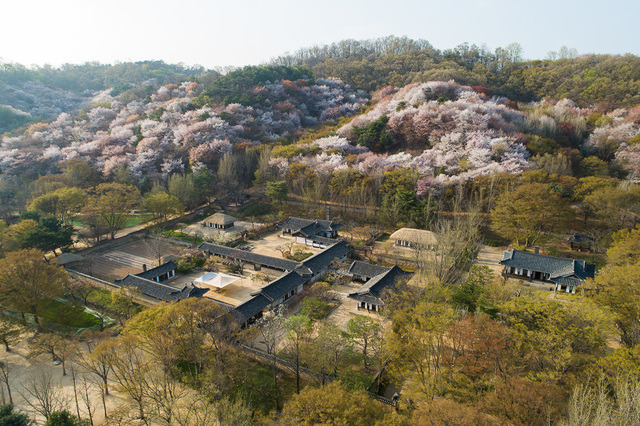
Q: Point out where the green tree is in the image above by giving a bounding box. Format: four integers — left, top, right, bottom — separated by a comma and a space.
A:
0, 249, 66, 326
346, 315, 381, 371
281, 382, 386, 425
168, 174, 200, 210
284, 315, 313, 394
0, 404, 31, 426
354, 114, 393, 152
500, 295, 614, 379
88, 183, 140, 239
491, 182, 573, 246
44, 410, 88, 425
61, 159, 100, 189
142, 192, 184, 224
20, 216, 74, 255
265, 181, 288, 204
451, 265, 494, 313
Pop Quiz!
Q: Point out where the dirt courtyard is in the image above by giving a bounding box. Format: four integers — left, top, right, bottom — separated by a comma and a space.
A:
71, 236, 187, 282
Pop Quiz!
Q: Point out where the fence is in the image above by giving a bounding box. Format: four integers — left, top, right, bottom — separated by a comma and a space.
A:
238, 344, 398, 405
66, 268, 156, 307
239, 344, 334, 384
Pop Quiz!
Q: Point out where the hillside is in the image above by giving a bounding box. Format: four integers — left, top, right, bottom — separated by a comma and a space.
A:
0, 69, 367, 181
0, 61, 213, 133
271, 36, 640, 107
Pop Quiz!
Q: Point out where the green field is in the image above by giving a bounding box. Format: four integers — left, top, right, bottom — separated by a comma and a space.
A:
68, 214, 153, 229
42, 299, 102, 328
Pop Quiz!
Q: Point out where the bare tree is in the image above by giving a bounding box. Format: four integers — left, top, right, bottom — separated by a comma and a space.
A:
66, 276, 96, 307
0, 360, 13, 404
18, 369, 69, 421
79, 374, 98, 426
107, 335, 151, 424
143, 233, 171, 267
29, 333, 79, 376
256, 306, 285, 411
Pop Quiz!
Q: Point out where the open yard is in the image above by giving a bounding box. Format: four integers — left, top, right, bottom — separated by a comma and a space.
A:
71, 236, 186, 281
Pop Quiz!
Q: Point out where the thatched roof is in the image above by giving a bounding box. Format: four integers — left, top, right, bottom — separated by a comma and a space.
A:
390, 228, 439, 246
52, 253, 84, 266
203, 213, 237, 226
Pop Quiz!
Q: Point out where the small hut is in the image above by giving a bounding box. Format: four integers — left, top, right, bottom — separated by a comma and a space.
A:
202, 213, 237, 230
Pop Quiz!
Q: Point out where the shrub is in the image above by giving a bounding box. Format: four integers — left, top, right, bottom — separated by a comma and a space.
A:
176, 257, 205, 273
298, 297, 331, 320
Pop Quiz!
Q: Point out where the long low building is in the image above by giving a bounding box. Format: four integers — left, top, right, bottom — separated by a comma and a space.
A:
199, 240, 352, 326
499, 249, 596, 294
116, 273, 208, 302
198, 242, 302, 272
390, 228, 439, 250
234, 270, 309, 325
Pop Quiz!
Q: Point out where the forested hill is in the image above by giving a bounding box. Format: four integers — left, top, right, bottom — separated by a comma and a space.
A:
269, 36, 640, 107
0, 61, 215, 133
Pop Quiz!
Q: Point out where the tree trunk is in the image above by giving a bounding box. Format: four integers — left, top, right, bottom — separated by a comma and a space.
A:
272, 355, 280, 411
295, 348, 300, 394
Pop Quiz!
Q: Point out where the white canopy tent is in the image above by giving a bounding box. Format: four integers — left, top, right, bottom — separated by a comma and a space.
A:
194, 272, 240, 289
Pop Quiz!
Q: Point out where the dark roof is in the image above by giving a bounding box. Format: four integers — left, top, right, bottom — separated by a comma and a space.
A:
301, 241, 351, 275
348, 261, 390, 279
233, 294, 271, 324
279, 217, 342, 237
115, 274, 207, 302
499, 249, 595, 286
568, 234, 595, 244
348, 265, 412, 305
135, 261, 177, 280
312, 235, 339, 246
198, 242, 300, 271
259, 271, 308, 302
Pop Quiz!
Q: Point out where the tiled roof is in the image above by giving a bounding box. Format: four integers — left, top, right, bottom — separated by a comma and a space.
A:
279, 217, 342, 236
348, 265, 412, 304
232, 294, 271, 324
499, 249, 595, 285
347, 261, 390, 279
256, 271, 308, 302
135, 261, 177, 280
198, 242, 301, 271
116, 275, 207, 302
301, 241, 351, 275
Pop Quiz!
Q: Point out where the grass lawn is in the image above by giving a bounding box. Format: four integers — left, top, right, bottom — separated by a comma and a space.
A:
42, 299, 101, 328
86, 288, 145, 315
69, 214, 153, 228
87, 288, 113, 307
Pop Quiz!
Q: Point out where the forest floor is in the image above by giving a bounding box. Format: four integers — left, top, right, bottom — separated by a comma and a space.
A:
1, 332, 126, 425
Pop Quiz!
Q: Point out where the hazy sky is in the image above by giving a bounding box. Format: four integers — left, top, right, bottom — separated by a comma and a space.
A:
2, 0, 638, 69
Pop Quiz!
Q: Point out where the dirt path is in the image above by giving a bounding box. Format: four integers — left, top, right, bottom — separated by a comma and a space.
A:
473, 245, 506, 276
1, 333, 126, 424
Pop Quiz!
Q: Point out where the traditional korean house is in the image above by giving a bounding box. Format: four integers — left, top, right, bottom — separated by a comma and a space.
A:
115, 275, 207, 303
499, 248, 596, 294
347, 260, 390, 282
279, 217, 342, 247
136, 261, 177, 282
567, 234, 595, 252
202, 213, 237, 230
390, 228, 439, 250
348, 265, 412, 313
